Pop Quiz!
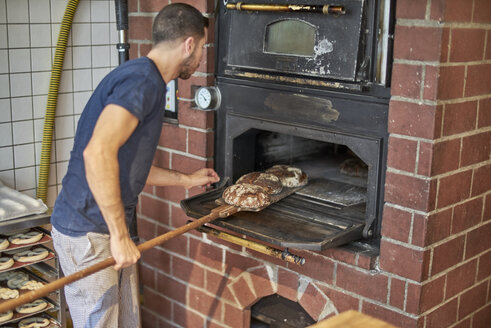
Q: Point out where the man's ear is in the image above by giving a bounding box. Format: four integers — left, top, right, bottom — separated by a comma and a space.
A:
183, 36, 195, 57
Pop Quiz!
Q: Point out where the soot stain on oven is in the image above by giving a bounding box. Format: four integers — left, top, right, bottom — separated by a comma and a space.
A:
264, 93, 339, 123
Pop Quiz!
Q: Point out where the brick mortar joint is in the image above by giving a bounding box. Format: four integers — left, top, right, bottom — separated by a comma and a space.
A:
155, 146, 214, 161
418, 284, 490, 319
387, 159, 489, 180
383, 218, 490, 254
397, 19, 491, 29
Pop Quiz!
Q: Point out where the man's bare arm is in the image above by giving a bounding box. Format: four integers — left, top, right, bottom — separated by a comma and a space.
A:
146, 165, 220, 189
83, 104, 140, 270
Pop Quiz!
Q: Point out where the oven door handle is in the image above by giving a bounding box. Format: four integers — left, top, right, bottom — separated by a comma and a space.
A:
226, 3, 346, 15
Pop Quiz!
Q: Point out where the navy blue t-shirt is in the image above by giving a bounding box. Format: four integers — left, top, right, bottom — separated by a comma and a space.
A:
51, 57, 166, 236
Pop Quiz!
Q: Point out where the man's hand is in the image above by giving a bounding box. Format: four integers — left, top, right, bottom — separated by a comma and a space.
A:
110, 234, 141, 270
184, 168, 220, 189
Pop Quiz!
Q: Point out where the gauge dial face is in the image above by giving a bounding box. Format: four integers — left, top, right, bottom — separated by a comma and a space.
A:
196, 87, 212, 109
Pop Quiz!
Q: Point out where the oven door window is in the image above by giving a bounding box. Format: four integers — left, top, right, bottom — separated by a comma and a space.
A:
264, 19, 316, 57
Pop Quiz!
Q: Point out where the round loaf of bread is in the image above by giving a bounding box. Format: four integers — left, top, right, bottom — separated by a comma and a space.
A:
265, 165, 308, 187
0, 310, 13, 323
236, 172, 283, 194
222, 183, 271, 209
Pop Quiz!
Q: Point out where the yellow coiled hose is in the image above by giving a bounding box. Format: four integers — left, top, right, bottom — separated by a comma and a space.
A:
37, 0, 80, 202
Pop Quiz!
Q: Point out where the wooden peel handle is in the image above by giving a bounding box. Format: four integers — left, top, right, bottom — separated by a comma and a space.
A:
0, 204, 239, 314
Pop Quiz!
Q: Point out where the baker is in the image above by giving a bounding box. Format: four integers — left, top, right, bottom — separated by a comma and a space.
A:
49, 4, 218, 328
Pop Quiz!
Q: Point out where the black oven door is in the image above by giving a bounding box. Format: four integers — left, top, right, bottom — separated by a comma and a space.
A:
217, 0, 371, 82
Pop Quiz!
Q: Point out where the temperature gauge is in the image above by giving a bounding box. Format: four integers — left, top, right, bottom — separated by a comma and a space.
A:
194, 86, 221, 110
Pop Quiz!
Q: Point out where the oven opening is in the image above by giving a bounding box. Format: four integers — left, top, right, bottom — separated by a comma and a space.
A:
250, 294, 316, 328
232, 129, 368, 213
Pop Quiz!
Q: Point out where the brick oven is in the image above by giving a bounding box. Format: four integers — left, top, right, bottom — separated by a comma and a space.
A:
129, 0, 490, 327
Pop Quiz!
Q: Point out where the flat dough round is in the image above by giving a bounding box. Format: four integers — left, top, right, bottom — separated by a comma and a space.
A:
236, 172, 283, 194
223, 183, 271, 209
339, 158, 368, 177
16, 299, 47, 314
19, 316, 50, 328
265, 165, 308, 187
0, 287, 19, 300
13, 248, 49, 263
0, 257, 14, 271
0, 238, 8, 251
0, 310, 13, 323
8, 231, 43, 245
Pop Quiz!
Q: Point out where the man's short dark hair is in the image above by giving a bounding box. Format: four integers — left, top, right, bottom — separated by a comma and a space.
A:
152, 3, 209, 45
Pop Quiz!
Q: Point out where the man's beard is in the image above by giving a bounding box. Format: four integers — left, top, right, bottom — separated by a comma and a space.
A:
178, 49, 199, 80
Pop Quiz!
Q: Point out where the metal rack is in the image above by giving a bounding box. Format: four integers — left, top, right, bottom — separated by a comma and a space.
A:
0, 212, 65, 328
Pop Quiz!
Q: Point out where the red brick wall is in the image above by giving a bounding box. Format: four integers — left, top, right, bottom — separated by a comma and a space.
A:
130, 0, 490, 327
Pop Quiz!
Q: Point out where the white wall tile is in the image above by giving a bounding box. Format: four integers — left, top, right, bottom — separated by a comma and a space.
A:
8, 24, 29, 48
0, 122, 11, 146
31, 71, 50, 95
0, 49, 8, 73
0, 145, 13, 170
74, 91, 90, 114
50, 0, 67, 24
33, 118, 43, 142
47, 185, 57, 207
0, 25, 7, 49
109, 1, 116, 23
10, 73, 31, 97
14, 165, 35, 190
21, 188, 36, 199
11, 96, 32, 120
55, 137, 73, 162
0, 74, 10, 97
56, 160, 67, 184
91, 1, 109, 23
32, 95, 47, 119
0, 98, 11, 122
30, 24, 51, 47
73, 68, 91, 91
0, 170, 14, 187
29, 0, 51, 23
74, 113, 80, 129
73, 0, 91, 23
9, 48, 30, 73
31, 48, 52, 71
13, 143, 34, 167
0, 0, 6, 24
92, 67, 109, 88
71, 23, 91, 46
56, 92, 74, 116
13, 120, 33, 144
59, 69, 73, 92
109, 25, 117, 44
91, 23, 109, 45
55, 115, 74, 139
6, 0, 29, 23
92, 45, 110, 67
72, 46, 92, 68
48, 162, 57, 185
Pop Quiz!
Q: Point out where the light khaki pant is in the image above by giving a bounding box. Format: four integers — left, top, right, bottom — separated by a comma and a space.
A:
52, 227, 141, 328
